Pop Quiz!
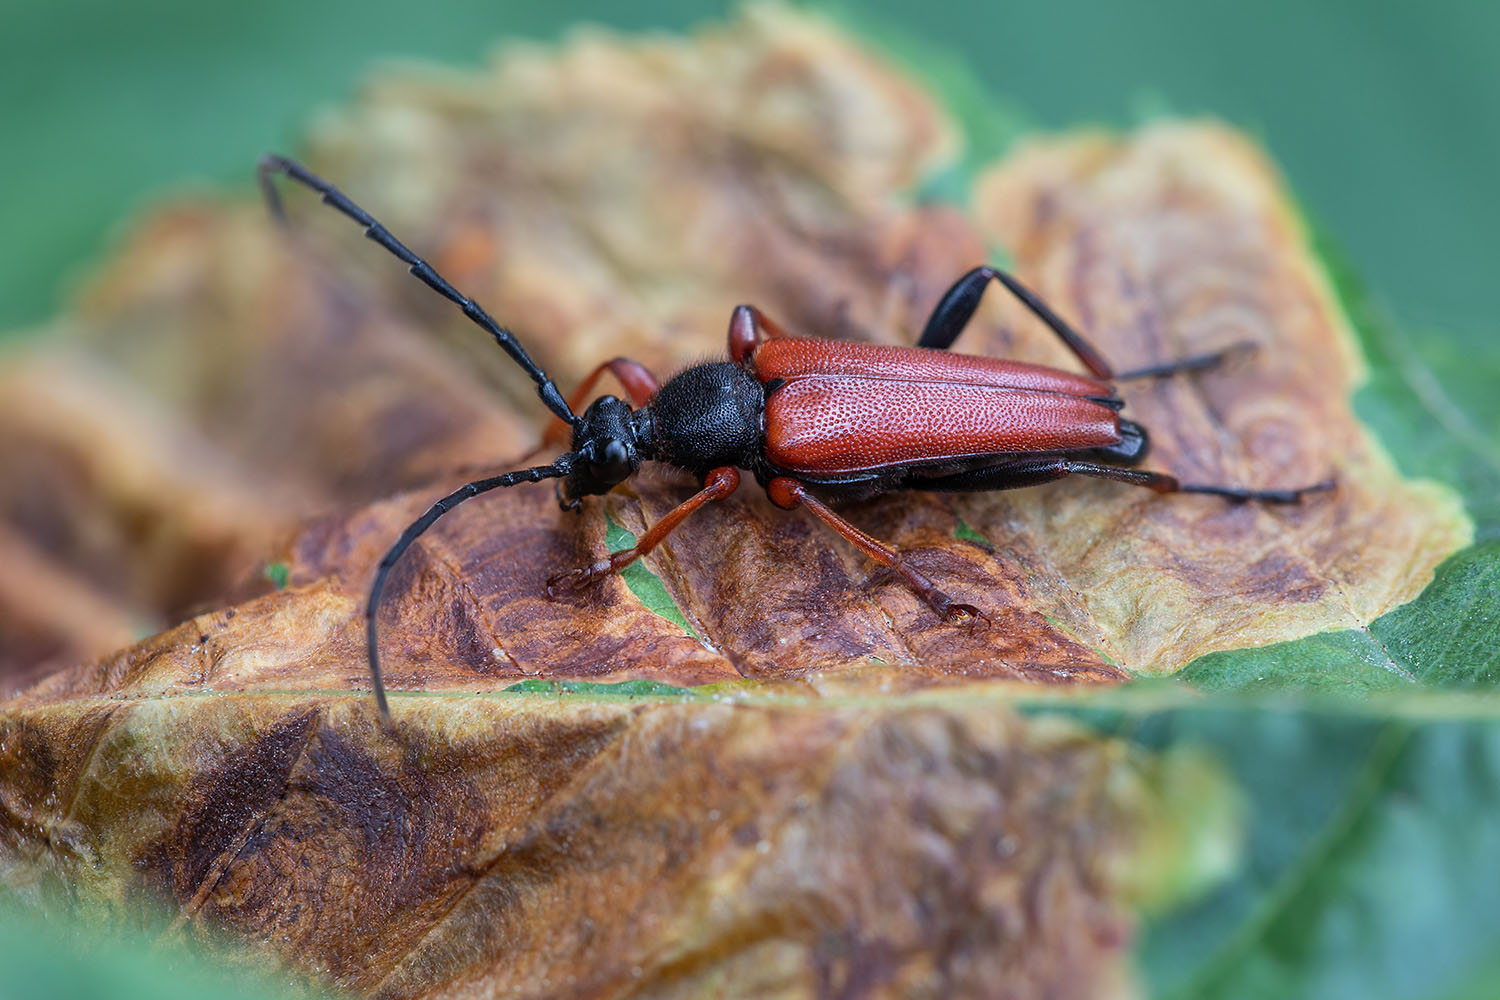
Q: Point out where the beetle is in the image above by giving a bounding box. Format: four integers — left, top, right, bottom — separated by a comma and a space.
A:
259, 154, 1333, 716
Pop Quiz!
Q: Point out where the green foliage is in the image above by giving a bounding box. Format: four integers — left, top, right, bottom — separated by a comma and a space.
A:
952, 517, 993, 547
262, 561, 290, 590
0, 901, 325, 1000
1184, 544, 1500, 694
502, 677, 696, 698
604, 513, 701, 638
1114, 708, 1500, 1000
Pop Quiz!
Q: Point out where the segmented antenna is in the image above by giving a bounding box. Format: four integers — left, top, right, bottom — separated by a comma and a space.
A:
365, 460, 574, 716
258, 154, 577, 424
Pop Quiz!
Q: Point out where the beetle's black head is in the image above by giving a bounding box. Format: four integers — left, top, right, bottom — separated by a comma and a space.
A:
557, 395, 656, 507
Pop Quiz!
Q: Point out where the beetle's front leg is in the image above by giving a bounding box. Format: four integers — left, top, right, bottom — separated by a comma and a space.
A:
766, 477, 987, 625
546, 467, 741, 596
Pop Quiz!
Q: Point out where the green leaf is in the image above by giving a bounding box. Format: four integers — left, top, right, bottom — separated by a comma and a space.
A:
952, 517, 992, 547
1111, 706, 1500, 1000
1184, 543, 1500, 693
501, 677, 696, 698
0, 900, 325, 1000
263, 561, 290, 590
604, 513, 700, 638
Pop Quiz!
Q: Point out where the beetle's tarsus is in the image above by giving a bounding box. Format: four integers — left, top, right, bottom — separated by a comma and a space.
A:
1267, 476, 1339, 504
942, 601, 988, 628
1181, 474, 1337, 504
1113, 340, 1260, 381
546, 563, 612, 597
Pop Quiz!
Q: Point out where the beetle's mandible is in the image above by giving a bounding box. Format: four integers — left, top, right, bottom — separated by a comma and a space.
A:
259, 154, 1333, 716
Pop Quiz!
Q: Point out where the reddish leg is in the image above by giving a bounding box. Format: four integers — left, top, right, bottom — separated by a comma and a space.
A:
529, 357, 661, 457
728, 304, 793, 364
547, 467, 741, 595
766, 477, 986, 624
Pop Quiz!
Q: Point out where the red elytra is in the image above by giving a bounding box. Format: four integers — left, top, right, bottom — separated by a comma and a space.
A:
756, 340, 1122, 475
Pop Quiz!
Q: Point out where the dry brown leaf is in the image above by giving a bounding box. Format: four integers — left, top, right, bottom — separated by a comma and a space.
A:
4, 11, 1462, 692
0, 6, 1473, 997
962, 123, 1470, 670
1, 691, 1148, 998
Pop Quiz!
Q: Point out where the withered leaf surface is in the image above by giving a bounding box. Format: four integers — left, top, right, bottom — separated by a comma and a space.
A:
2, 692, 1150, 998
2, 13, 1464, 692
964, 124, 1470, 671
0, 6, 1474, 998
1, 9, 1463, 690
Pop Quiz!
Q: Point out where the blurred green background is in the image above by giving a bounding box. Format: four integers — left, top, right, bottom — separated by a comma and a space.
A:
1, 0, 1496, 344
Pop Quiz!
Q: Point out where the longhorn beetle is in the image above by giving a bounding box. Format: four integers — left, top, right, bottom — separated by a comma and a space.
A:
259, 154, 1333, 716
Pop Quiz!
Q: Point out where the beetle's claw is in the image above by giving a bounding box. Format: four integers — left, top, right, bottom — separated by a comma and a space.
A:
545, 565, 605, 598
943, 602, 989, 628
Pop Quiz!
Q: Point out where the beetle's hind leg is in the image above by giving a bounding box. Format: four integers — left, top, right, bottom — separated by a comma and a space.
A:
918, 266, 1114, 378
919, 266, 1258, 384
766, 478, 987, 625
911, 457, 1335, 504
1113, 341, 1257, 381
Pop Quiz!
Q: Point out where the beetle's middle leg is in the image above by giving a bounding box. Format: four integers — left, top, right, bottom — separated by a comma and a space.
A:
727, 304, 793, 364
546, 466, 740, 596
766, 477, 986, 624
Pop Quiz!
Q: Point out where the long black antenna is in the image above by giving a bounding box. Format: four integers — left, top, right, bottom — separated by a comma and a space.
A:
258, 153, 577, 425
365, 459, 574, 716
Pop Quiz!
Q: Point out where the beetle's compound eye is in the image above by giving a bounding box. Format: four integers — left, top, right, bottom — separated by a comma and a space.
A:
599, 439, 632, 480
